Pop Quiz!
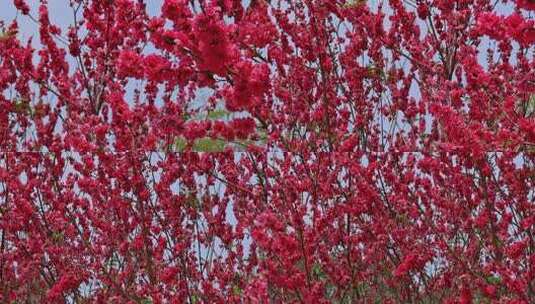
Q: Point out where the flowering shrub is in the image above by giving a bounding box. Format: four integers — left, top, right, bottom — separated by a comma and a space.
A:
0, 0, 534, 303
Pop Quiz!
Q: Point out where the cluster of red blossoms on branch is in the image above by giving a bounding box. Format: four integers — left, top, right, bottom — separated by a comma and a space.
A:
0, 0, 534, 303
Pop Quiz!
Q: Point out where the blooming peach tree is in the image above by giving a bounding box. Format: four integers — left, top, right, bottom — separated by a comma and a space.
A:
0, 0, 534, 303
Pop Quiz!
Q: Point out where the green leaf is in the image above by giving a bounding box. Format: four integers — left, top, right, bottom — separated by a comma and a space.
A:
186, 193, 200, 209
172, 137, 227, 152
13, 98, 31, 115
233, 139, 257, 151
526, 95, 535, 116
206, 109, 230, 120
257, 129, 268, 143
366, 64, 386, 80
343, 0, 366, 8
173, 137, 187, 152
232, 284, 242, 296
0, 29, 17, 41
51, 231, 64, 243
312, 263, 324, 278
193, 138, 226, 152
141, 298, 153, 304
486, 275, 501, 285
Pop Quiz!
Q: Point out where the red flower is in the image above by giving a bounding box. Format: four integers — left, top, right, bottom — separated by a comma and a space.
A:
230, 117, 256, 139
3, 1, 535, 302
193, 10, 235, 75
162, 0, 191, 25
476, 13, 505, 40
13, 0, 30, 15
143, 54, 171, 82
417, 3, 430, 19
517, 0, 535, 10
117, 50, 144, 78
505, 13, 535, 45
225, 61, 269, 111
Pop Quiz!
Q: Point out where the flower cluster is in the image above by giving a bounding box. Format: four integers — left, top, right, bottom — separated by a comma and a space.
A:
0, 0, 534, 303
477, 12, 535, 45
